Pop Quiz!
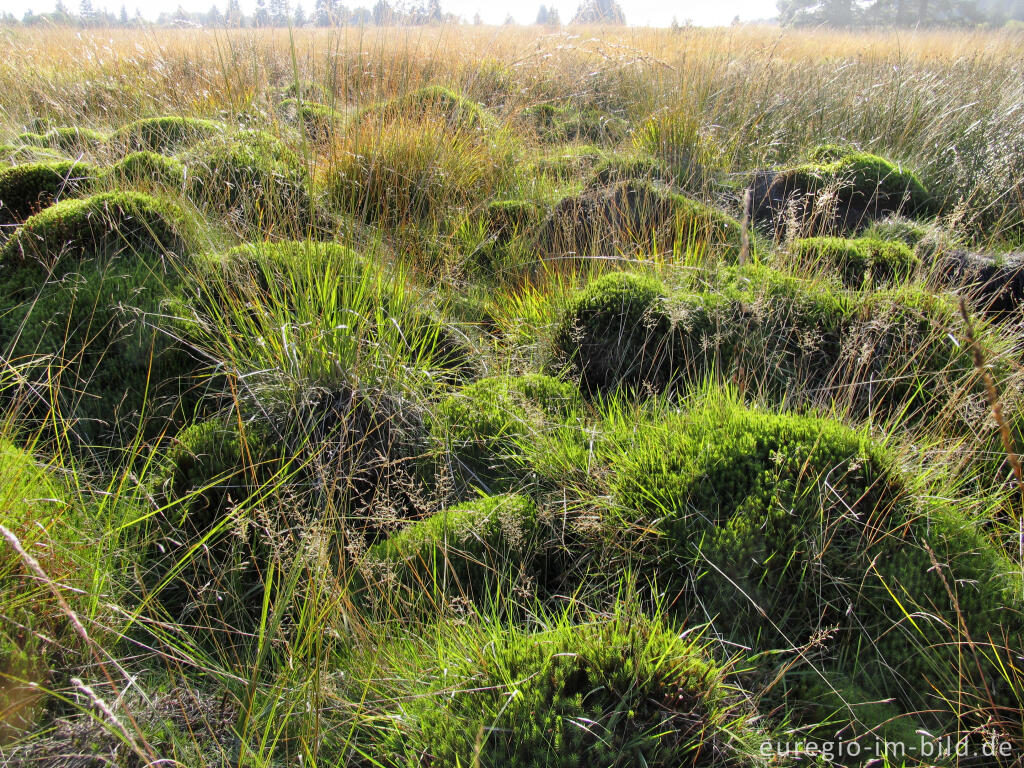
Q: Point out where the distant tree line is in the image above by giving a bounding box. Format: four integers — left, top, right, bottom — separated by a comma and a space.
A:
778, 0, 1024, 25
2, 0, 627, 28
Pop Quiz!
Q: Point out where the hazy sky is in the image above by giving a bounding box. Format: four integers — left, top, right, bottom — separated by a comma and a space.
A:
1, 0, 780, 27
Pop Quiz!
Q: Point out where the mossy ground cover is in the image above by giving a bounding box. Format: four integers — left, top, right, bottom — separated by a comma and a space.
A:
2, 35, 1024, 768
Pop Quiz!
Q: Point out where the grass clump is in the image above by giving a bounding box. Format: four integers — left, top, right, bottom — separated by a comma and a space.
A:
536, 179, 742, 256
752, 145, 933, 236
791, 235, 919, 286
327, 119, 511, 227
405, 612, 771, 768
0, 443, 80, 739
433, 373, 582, 489
184, 129, 310, 231
633, 110, 718, 192
0, 160, 99, 225
360, 494, 546, 614
108, 115, 225, 154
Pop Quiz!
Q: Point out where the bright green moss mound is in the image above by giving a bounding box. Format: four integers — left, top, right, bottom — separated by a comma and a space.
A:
278, 98, 344, 143
147, 418, 281, 631
0, 248, 197, 444
523, 102, 628, 144
551, 271, 682, 393
611, 400, 1023, 727
362, 494, 543, 610
0, 192, 198, 443
0, 191, 194, 270
553, 266, 973, 419
103, 151, 185, 187
108, 116, 225, 153
358, 85, 490, 130
184, 130, 309, 226
782, 146, 932, 217
0, 160, 99, 225
537, 180, 742, 255
16, 126, 106, 153
792, 235, 918, 286
409, 614, 770, 768
433, 374, 582, 487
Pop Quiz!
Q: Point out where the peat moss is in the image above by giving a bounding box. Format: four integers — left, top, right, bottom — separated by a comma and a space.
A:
585, 152, 671, 188
551, 271, 680, 393
791, 235, 919, 287
432, 373, 582, 489
360, 494, 545, 612
103, 151, 185, 188
184, 130, 310, 228
0, 143, 65, 165
610, 399, 1023, 735
531, 144, 609, 181
0, 191, 199, 444
407, 614, 771, 768
0, 191, 195, 270
108, 116, 225, 154
0, 160, 99, 225
0, 249, 199, 445
860, 214, 933, 247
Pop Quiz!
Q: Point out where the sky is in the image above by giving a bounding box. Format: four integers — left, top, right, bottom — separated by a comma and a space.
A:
0, 0, 780, 27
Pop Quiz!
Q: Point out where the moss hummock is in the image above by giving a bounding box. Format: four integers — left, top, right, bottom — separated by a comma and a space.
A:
0, 160, 99, 225
108, 116, 225, 154
146, 418, 282, 633
433, 373, 582, 488
16, 126, 106, 154
610, 398, 1023, 735
0, 191, 195, 270
362, 494, 545, 611
535, 179, 742, 255
406, 613, 772, 768
792, 235, 919, 286
357, 85, 491, 131
103, 151, 185, 188
750, 145, 933, 235
552, 265, 974, 421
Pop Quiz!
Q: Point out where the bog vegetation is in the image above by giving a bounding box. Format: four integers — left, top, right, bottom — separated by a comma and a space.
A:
0, 22, 1022, 768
